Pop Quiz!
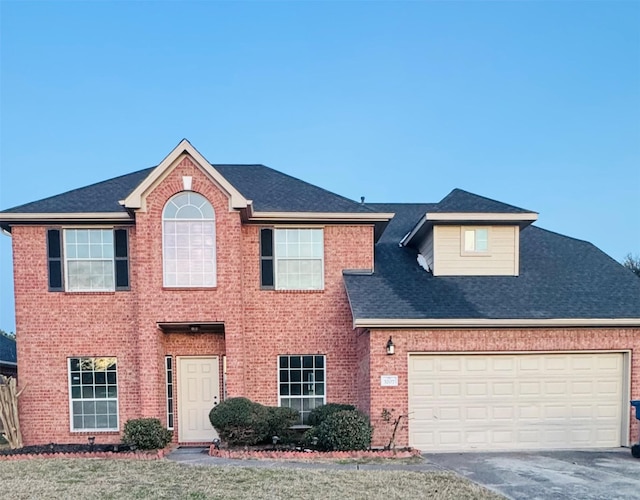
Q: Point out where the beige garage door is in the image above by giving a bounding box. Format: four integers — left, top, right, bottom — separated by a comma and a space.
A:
409, 353, 625, 452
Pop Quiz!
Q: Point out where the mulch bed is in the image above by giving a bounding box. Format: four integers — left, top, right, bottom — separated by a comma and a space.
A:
0, 443, 168, 461
209, 446, 422, 461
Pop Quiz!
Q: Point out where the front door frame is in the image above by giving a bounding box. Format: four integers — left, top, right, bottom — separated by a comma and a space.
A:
176, 355, 220, 443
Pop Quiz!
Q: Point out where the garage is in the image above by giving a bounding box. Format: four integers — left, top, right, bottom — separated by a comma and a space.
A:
408, 352, 627, 452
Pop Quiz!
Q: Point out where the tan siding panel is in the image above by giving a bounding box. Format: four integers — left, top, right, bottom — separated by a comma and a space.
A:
434, 225, 517, 276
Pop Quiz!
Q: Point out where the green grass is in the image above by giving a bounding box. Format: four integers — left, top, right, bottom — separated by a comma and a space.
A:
0, 458, 505, 499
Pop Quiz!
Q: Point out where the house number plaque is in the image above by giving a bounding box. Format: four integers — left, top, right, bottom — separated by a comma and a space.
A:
380, 375, 398, 387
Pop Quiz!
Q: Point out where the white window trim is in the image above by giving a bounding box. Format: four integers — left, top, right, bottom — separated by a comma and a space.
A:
273, 228, 325, 291
162, 192, 217, 288
277, 354, 327, 424
460, 226, 492, 256
68, 357, 119, 433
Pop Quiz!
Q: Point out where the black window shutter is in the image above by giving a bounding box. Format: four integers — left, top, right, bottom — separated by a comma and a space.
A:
114, 229, 130, 290
260, 228, 274, 288
47, 229, 63, 291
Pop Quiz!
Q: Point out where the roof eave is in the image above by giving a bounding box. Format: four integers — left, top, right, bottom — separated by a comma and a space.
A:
353, 318, 640, 329
246, 211, 395, 242
402, 212, 539, 247
0, 212, 133, 233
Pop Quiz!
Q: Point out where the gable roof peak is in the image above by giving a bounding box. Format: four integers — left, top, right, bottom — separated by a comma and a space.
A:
435, 188, 537, 215
122, 139, 250, 211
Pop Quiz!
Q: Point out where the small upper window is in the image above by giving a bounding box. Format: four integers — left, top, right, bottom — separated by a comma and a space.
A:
462, 227, 489, 254
163, 192, 216, 287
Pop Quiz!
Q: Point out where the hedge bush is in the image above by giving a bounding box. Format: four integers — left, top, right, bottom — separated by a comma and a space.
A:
307, 403, 356, 427
209, 398, 299, 446
122, 418, 172, 450
209, 397, 270, 446
313, 409, 372, 451
266, 405, 299, 441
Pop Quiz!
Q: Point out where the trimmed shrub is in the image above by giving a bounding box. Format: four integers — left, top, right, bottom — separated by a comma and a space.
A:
307, 403, 356, 427
266, 406, 299, 442
314, 409, 372, 451
122, 418, 172, 450
209, 397, 271, 446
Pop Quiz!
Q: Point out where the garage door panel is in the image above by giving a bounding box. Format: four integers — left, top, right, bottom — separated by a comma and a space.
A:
467, 382, 489, 396
409, 353, 624, 451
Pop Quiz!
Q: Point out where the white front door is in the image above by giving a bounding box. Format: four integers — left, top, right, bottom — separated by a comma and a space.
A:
178, 356, 220, 442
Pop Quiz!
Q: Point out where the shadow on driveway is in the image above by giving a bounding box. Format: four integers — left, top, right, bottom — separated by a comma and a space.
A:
424, 449, 640, 500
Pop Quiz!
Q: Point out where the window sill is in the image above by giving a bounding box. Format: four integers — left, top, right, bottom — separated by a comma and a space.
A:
62, 291, 117, 295
459, 252, 492, 257
70, 429, 119, 434
162, 287, 218, 291
272, 289, 325, 294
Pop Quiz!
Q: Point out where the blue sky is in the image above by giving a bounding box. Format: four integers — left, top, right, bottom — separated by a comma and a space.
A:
0, 1, 639, 332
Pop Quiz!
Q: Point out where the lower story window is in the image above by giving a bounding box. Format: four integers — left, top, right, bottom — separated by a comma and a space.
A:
278, 355, 325, 424
68, 357, 118, 431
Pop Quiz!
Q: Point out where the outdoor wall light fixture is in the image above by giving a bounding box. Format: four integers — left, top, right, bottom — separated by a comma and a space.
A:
386, 336, 395, 355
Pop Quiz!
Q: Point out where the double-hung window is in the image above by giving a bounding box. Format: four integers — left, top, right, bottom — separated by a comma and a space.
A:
163, 192, 216, 287
278, 355, 326, 424
261, 228, 324, 290
68, 357, 118, 431
47, 228, 129, 292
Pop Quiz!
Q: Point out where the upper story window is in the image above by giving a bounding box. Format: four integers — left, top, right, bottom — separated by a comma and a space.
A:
261, 228, 324, 290
47, 228, 129, 292
462, 227, 489, 254
162, 192, 216, 288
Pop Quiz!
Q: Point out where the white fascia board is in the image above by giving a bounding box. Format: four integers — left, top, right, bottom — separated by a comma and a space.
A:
401, 214, 428, 247
354, 318, 640, 329
425, 212, 538, 222
247, 211, 395, 223
402, 212, 539, 247
122, 139, 249, 211
0, 212, 132, 223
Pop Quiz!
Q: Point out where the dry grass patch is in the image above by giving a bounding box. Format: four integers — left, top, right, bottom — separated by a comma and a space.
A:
0, 458, 505, 500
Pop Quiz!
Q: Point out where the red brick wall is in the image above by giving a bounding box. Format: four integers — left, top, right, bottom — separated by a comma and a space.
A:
356, 328, 371, 414
12, 155, 375, 445
365, 327, 640, 448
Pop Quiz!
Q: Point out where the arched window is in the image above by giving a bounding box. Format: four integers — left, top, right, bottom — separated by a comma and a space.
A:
163, 192, 216, 287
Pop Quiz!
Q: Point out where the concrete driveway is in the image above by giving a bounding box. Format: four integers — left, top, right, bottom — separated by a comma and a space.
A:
424, 449, 640, 500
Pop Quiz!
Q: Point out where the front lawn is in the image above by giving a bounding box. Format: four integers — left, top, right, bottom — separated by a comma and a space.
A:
0, 458, 505, 499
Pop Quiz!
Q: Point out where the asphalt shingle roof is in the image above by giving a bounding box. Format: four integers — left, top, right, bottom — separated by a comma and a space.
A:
0, 334, 16, 364
214, 165, 374, 213
0, 164, 373, 216
432, 188, 536, 214
343, 203, 640, 320
2, 159, 637, 321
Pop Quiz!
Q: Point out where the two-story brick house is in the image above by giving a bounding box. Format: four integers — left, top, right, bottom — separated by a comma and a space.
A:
2, 140, 639, 452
